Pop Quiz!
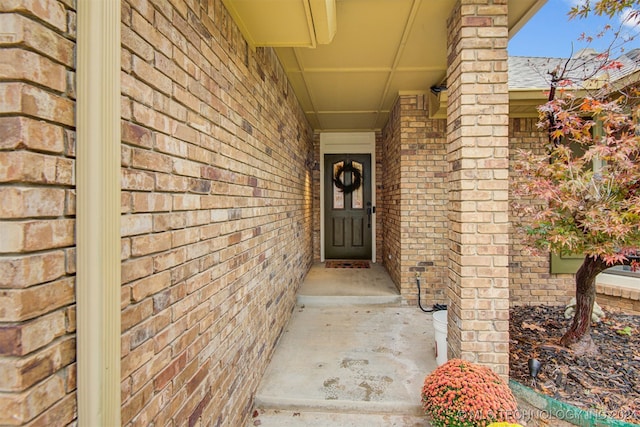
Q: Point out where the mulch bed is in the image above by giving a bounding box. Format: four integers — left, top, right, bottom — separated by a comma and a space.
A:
510, 305, 640, 424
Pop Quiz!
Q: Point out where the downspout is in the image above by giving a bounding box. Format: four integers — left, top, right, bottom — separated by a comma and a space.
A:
76, 0, 121, 425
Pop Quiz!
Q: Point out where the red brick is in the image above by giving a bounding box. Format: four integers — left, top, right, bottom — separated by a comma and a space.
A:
121, 382, 153, 425
130, 346, 171, 394
121, 339, 155, 379
26, 393, 76, 427
121, 299, 154, 332
122, 120, 153, 149
152, 212, 187, 232
130, 271, 171, 302
121, 213, 153, 237
122, 70, 155, 108
131, 231, 172, 257
121, 25, 154, 61
154, 351, 186, 391
132, 102, 171, 134
131, 192, 172, 212
0, 83, 74, 126
154, 316, 187, 353
189, 390, 211, 427
1, 48, 66, 92
132, 147, 173, 172
0, 14, 74, 67
172, 84, 200, 114
155, 173, 189, 192
0, 251, 66, 289
0, 151, 73, 185
0, 187, 66, 218
0, 335, 74, 391
153, 247, 187, 272
0, 0, 67, 32
131, 10, 172, 57
0, 374, 65, 425
121, 168, 155, 191
122, 256, 154, 284
172, 157, 201, 177
155, 52, 189, 89
0, 277, 74, 323
0, 219, 74, 252
132, 55, 173, 96
0, 117, 64, 153
129, 315, 156, 349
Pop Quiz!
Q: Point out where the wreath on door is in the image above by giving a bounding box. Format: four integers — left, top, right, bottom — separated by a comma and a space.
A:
333, 162, 362, 194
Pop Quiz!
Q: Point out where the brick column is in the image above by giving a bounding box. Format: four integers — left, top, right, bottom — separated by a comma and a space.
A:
446, 0, 510, 376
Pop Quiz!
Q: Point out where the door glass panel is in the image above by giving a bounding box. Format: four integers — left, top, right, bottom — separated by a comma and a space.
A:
333, 161, 344, 209
352, 161, 363, 209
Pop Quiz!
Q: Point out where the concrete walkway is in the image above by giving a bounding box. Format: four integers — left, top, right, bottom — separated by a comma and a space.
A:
248, 263, 436, 426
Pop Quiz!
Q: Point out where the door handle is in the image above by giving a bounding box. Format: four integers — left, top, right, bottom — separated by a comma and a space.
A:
366, 202, 374, 228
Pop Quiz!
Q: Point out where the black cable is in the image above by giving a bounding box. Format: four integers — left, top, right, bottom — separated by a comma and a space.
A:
416, 276, 447, 313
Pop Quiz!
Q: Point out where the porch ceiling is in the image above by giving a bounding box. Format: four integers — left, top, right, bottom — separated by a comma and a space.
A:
223, 0, 546, 132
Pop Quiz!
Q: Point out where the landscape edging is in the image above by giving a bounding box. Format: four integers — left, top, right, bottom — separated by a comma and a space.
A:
509, 379, 638, 426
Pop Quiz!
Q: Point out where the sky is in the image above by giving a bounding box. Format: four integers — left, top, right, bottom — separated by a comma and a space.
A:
508, 0, 640, 58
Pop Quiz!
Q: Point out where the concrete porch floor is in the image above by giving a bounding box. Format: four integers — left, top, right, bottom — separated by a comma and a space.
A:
248, 262, 436, 426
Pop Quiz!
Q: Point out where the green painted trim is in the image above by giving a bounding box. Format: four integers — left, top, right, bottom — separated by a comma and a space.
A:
509, 380, 638, 427
551, 253, 584, 274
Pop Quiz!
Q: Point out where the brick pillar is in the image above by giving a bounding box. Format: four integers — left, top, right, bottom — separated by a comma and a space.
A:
446, 0, 510, 376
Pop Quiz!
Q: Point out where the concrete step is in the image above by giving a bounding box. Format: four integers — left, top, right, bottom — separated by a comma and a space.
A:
250, 305, 436, 426
296, 262, 404, 307
247, 409, 430, 426
297, 294, 403, 306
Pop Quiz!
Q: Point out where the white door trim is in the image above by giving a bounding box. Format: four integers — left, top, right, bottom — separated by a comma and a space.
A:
320, 132, 376, 262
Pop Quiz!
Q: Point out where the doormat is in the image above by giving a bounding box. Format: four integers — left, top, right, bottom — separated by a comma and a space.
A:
325, 260, 370, 268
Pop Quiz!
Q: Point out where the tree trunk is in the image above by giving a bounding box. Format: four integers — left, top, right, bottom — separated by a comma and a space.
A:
559, 256, 609, 354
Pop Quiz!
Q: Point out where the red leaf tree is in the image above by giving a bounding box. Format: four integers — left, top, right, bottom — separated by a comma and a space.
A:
512, 0, 640, 354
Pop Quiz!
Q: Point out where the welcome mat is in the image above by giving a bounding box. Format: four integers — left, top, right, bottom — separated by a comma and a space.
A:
325, 260, 370, 268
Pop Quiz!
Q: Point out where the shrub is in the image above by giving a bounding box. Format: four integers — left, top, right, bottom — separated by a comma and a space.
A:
421, 359, 519, 427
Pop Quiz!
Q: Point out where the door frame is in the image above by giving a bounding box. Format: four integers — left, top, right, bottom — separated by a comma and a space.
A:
320, 132, 376, 262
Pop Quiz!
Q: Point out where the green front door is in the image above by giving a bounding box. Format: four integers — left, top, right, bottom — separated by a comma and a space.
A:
324, 154, 372, 260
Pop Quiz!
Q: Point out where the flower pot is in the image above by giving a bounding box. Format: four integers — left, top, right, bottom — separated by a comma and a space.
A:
432, 310, 447, 366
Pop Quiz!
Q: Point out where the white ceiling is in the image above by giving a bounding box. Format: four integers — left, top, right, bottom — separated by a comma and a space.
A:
224, 0, 546, 131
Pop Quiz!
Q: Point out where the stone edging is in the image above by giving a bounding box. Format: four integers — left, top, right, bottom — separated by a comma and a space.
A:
509, 380, 638, 427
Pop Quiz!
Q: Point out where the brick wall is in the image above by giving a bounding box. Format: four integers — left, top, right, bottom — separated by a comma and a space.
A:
119, 1, 313, 426
0, 1, 78, 425
375, 132, 384, 264
380, 95, 449, 305
508, 117, 574, 306
380, 97, 402, 288
312, 134, 321, 261
0, 0, 314, 425
378, 111, 575, 308
596, 280, 640, 315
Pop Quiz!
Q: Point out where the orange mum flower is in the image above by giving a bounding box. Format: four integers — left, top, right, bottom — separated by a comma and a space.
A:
421, 359, 519, 427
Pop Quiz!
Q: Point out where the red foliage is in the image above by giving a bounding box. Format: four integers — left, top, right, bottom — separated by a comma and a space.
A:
513, 95, 640, 267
